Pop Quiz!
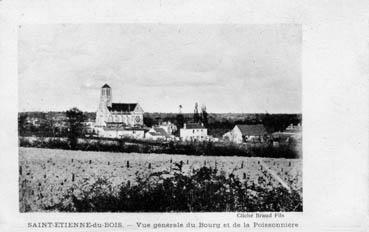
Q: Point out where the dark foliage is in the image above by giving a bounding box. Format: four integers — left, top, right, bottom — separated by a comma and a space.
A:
176, 114, 184, 131
66, 108, 86, 149
262, 113, 301, 133
201, 109, 208, 127
19, 137, 300, 159
46, 167, 302, 212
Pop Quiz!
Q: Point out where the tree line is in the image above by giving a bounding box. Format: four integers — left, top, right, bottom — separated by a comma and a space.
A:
19, 108, 301, 140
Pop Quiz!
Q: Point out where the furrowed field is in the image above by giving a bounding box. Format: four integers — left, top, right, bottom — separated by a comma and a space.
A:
19, 147, 302, 212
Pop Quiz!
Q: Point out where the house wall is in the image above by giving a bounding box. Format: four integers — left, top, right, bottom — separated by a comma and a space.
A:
99, 129, 145, 139
180, 128, 208, 141
95, 105, 110, 127
230, 127, 243, 143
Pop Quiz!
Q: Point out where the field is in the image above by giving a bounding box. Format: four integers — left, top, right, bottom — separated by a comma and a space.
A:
19, 147, 302, 212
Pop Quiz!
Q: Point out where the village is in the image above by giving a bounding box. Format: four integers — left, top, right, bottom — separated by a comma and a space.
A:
19, 84, 302, 149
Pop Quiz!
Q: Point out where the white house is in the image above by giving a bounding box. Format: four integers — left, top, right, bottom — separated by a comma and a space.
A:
180, 123, 208, 142
225, 124, 267, 143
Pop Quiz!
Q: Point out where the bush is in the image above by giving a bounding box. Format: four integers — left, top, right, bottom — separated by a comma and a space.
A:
19, 136, 300, 159
46, 167, 302, 212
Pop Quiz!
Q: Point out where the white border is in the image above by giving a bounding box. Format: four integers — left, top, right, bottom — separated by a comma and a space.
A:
1, 1, 369, 231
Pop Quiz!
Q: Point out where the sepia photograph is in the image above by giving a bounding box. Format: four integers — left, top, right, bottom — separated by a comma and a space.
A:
18, 23, 302, 212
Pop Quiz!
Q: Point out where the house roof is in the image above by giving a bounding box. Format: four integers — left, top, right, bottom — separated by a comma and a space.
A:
102, 84, 111, 88
185, 123, 205, 129
108, 103, 137, 112
235, 124, 267, 136
149, 127, 170, 137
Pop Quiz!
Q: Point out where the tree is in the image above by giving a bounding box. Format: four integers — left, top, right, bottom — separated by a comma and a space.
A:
193, 102, 200, 123
201, 104, 208, 127
18, 114, 27, 136
176, 105, 184, 133
66, 107, 86, 149
176, 114, 184, 130
143, 116, 154, 127
262, 113, 300, 133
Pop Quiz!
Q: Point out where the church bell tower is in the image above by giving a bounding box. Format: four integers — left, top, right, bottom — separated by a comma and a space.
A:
100, 83, 112, 107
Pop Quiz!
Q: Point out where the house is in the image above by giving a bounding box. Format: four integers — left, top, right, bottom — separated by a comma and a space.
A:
25, 117, 43, 127
180, 123, 208, 142
158, 121, 177, 135
226, 124, 268, 143
222, 131, 232, 141
285, 123, 302, 133
83, 119, 96, 134
272, 123, 302, 147
145, 127, 171, 141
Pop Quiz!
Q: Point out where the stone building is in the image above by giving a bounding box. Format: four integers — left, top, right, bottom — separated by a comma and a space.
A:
95, 84, 145, 138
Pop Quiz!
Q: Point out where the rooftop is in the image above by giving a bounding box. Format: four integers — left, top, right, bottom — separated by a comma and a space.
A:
235, 124, 267, 136
108, 103, 137, 112
184, 123, 205, 129
152, 127, 170, 137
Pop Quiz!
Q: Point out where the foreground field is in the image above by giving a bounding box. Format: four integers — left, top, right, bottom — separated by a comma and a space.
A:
19, 147, 302, 212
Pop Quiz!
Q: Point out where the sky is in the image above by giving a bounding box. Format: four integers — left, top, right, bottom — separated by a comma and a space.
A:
18, 24, 301, 113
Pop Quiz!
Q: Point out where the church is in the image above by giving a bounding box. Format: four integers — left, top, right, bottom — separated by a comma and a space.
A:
95, 84, 145, 138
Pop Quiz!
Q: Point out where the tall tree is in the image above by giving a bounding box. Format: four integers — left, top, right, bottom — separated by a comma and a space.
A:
176, 105, 184, 130
66, 107, 86, 149
201, 104, 208, 127
193, 102, 200, 123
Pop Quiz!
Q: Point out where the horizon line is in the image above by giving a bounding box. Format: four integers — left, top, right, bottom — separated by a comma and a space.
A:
18, 110, 302, 114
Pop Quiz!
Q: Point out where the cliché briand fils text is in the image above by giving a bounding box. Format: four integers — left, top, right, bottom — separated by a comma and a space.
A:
27, 212, 299, 230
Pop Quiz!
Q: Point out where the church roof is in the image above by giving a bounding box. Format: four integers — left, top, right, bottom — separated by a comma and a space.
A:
108, 103, 137, 112
235, 124, 267, 136
102, 83, 111, 88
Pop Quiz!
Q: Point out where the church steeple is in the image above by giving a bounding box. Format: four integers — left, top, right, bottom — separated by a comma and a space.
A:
100, 84, 112, 107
